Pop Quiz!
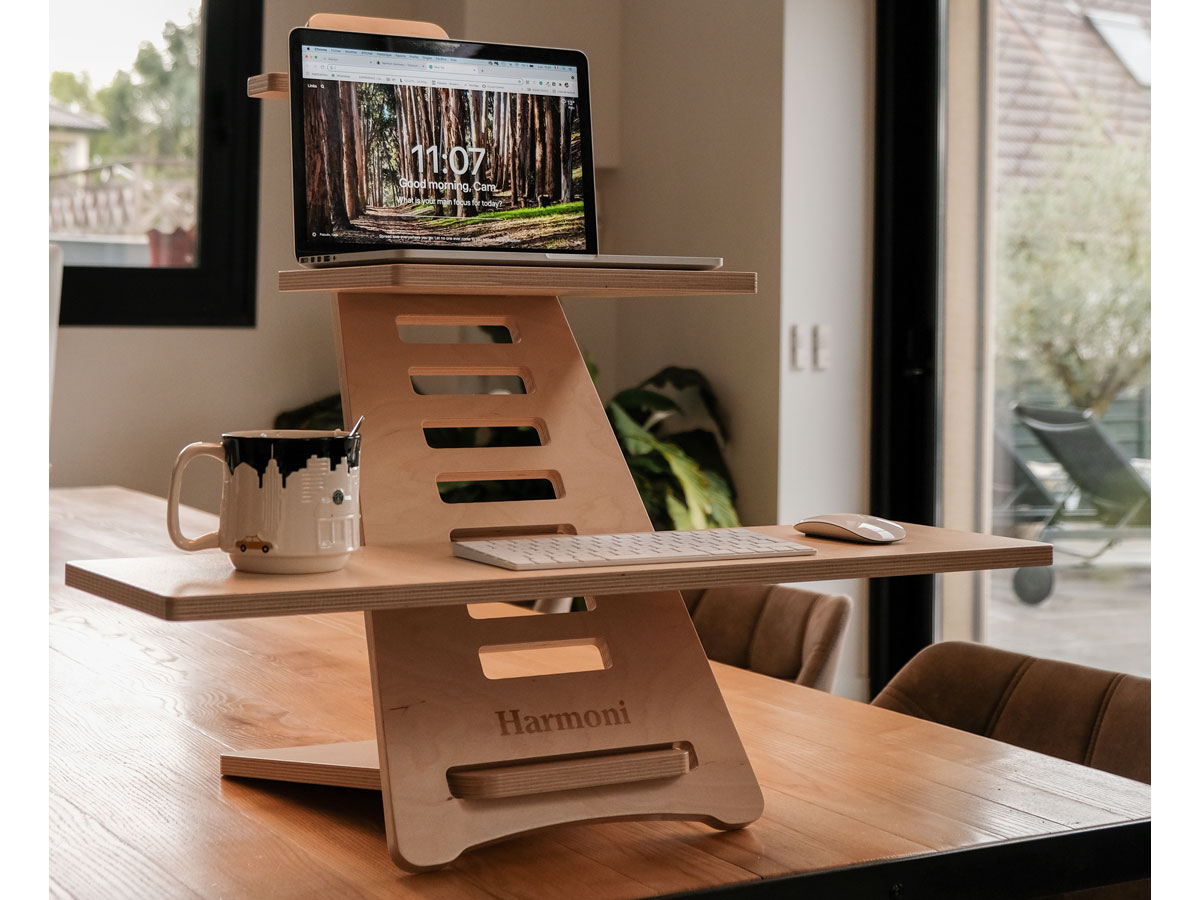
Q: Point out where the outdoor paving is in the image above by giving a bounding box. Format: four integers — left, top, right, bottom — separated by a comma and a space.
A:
985, 537, 1150, 677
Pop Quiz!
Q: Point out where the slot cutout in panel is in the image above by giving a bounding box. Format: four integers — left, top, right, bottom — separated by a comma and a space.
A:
438, 474, 560, 504
451, 523, 576, 542
397, 317, 516, 344
478, 638, 610, 680
411, 372, 529, 395
445, 744, 695, 800
466, 596, 595, 619
424, 421, 545, 449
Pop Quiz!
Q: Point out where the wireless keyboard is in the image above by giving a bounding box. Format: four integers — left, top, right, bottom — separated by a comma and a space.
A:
451, 528, 817, 571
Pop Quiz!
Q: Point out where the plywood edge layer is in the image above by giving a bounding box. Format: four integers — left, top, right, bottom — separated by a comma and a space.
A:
65, 564, 171, 619
277, 265, 758, 297
247, 72, 288, 98
220, 741, 381, 790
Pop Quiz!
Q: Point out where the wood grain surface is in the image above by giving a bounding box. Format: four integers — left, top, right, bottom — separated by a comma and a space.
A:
51, 487, 1147, 899
65, 521, 1050, 621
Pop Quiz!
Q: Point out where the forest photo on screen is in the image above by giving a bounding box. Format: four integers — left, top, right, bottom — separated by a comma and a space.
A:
303, 80, 585, 249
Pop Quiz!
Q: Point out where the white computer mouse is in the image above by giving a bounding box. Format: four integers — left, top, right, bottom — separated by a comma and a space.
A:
794, 513, 906, 544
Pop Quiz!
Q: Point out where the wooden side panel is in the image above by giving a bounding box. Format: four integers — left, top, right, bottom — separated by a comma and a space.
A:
336, 291, 762, 869
336, 292, 649, 543
366, 596, 763, 870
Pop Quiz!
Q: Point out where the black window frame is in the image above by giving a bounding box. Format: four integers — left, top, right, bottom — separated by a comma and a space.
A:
868, 0, 946, 696
58, 0, 263, 327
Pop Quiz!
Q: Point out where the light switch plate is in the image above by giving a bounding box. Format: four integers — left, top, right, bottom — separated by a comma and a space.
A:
813, 324, 831, 371
788, 324, 806, 371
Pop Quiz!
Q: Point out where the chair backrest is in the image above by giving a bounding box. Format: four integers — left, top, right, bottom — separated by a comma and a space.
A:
682, 584, 851, 692
872, 641, 1149, 784
1012, 404, 1150, 526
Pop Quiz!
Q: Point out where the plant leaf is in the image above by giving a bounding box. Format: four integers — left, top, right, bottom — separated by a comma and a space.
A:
610, 387, 682, 418
660, 445, 716, 530
609, 397, 739, 530
640, 366, 730, 441
607, 402, 657, 455
702, 471, 741, 528
667, 429, 737, 501
664, 492, 695, 531
627, 454, 669, 476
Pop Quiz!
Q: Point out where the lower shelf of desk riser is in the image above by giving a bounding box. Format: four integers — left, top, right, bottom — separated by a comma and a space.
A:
65, 523, 1051, 622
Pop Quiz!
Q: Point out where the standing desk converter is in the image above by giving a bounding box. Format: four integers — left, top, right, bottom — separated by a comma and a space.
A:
66, 259, 1059, 872
63, 15, 1084, 880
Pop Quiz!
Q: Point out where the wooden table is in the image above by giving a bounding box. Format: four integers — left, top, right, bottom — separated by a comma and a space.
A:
51, 487, 1148, 898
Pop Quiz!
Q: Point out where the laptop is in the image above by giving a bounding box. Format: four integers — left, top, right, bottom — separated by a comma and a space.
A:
288, 28, 721, 270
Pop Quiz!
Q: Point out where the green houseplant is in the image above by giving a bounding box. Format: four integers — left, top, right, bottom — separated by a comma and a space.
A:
602, 366, 739, 531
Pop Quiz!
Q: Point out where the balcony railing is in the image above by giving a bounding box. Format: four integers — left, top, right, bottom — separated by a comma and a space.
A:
49, 158, 196, 236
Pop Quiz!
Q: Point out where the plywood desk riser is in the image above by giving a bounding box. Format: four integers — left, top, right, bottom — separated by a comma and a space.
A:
65, 264, 1051, 873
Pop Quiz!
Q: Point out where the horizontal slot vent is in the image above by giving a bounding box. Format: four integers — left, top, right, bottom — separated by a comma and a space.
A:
424, 421, 545, 448
396, 315, 516, 344
466, 596, 595, 619
447, 744, 694, 800
478, 637, 610, 680
438, 474, 560, 504
411, 372, 529, 395
452, 523, 576, 541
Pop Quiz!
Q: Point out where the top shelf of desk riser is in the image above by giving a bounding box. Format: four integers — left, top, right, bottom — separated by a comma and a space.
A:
277, 265, 757, 298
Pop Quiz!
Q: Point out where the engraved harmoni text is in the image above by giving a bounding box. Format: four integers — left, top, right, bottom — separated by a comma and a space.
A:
495, 700, 631, 736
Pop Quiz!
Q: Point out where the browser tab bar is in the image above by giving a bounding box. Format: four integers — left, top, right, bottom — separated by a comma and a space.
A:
301, 44, 580, 98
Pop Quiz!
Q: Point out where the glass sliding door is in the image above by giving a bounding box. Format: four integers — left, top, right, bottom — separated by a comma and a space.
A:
943, 0, 1150, 676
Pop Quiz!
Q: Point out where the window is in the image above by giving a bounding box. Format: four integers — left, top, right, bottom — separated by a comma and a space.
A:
873, 0, 1151, 682
50, 0, 262, 326
868, 0, 943, 694
979, 0, 1150, 674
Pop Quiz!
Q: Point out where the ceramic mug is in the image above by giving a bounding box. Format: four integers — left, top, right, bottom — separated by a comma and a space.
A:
167, 429, 362, 574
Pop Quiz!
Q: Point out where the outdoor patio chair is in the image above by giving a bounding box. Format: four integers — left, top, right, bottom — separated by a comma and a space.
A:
1008, 404, 1151, 605
992, 432, 1060, 532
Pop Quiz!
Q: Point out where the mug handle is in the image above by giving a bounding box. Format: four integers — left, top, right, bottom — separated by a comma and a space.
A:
167, 442, 224, 551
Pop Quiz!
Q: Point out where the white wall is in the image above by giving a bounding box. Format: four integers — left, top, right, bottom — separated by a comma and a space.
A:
602, 0, 785, 528
778, 0, 875, 699
48, 0, 875, 697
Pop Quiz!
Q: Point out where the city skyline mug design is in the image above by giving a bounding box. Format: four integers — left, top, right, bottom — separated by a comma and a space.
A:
167, 430, 362, 574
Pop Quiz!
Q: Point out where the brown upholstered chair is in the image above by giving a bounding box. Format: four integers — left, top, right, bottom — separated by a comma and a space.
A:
680, 584, 852, 692
872, 641, 1150, 900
